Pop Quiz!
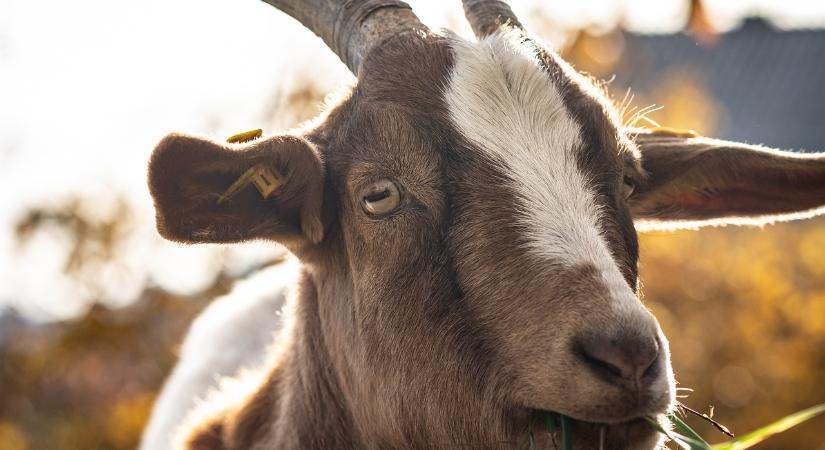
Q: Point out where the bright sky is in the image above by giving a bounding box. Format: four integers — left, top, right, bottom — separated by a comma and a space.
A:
1, 0, 823, 321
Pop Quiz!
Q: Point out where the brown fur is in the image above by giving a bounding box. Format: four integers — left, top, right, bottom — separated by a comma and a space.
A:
628, 129, 825, 224
149, 31, 666, 450
149, 134, 325, 251
147, 18, 825, 450
185, 417, 225, 450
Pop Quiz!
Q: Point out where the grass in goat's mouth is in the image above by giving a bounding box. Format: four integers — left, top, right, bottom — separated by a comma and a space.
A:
519, 402, 825, 450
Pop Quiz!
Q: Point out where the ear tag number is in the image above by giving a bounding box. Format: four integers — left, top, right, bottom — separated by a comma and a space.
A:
651, 126, 699, 138
217, 165, 283, 204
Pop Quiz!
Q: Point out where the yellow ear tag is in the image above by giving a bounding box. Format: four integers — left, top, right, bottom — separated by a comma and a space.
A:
217, 164, 283, 205
218, 129, 282, 204
226, 128, 263, 144
650, 126, 700, 138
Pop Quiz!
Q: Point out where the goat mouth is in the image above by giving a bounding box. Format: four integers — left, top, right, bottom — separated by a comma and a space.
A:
533, 406, 662, 425
531, 410, 663, 448
537, 411, 654, 428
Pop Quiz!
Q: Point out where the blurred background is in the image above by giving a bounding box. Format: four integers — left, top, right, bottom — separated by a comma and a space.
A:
1, 0, 824, 448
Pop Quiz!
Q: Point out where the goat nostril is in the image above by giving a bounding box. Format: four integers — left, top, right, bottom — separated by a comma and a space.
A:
581, 351, 628, 379
642, 339, 661, 379
576, 333, 660, 386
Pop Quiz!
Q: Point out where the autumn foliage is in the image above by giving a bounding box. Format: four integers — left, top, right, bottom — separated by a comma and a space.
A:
2, 20, 824, 450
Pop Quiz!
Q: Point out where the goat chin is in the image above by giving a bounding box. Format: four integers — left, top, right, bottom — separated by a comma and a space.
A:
139, 260, 299, 450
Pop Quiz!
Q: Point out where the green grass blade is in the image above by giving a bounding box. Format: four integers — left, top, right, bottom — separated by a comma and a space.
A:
711, 403, 825, 450
644, 417, 685, 450
560, 415, 573, 450
644, 415, 713, 450
545, 413, 557, 435
517, 421, 536, 450
643, 417, 689, 450
668, 413, 713, 450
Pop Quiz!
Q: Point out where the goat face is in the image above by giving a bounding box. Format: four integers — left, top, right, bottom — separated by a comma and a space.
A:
148, 4, 825, 449
151, 32, 670, 447
444, 32, 674, 436
340, 32, 673, 446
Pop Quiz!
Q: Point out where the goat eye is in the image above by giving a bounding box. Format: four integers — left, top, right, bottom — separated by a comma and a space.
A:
361, 179, 402, 216
622, 175, 635, 198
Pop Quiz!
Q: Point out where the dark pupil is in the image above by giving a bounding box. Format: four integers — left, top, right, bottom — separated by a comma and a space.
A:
623, 175, 634, 186
364, 188, 390, 203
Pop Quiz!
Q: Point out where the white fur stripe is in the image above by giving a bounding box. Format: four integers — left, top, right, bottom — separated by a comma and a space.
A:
444, 32, 618, 275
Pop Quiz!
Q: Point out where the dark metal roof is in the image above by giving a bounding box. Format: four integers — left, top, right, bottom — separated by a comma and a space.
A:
613, 18, 825, 152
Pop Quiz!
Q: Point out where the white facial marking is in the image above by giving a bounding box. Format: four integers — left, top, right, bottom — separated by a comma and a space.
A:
444, 32, 633, 306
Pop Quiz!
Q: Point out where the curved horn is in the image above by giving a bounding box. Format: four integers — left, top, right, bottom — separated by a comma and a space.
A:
461, 0, 524, 38
260, 0, 427, 74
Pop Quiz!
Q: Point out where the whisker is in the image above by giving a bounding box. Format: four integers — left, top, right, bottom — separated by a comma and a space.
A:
639, 115, 661, 128
629, 104, 664, 128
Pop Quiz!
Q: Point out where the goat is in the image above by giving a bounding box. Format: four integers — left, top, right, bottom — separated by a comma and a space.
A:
141, 1, 825, 448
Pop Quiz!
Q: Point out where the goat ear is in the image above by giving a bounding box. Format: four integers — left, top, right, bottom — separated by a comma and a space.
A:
148, 133, 325, 248
627, 128, 825, 230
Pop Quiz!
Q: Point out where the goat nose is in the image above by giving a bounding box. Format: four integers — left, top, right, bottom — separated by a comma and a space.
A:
577, 331, 660, 386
